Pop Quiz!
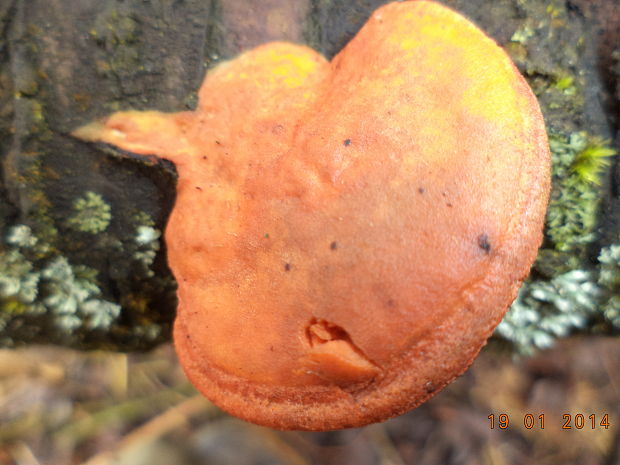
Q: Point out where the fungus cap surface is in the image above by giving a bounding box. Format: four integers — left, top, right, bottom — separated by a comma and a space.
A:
74, 0, 551, 430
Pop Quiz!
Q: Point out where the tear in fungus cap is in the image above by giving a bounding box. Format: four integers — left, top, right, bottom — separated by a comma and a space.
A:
74, 1, 550, 430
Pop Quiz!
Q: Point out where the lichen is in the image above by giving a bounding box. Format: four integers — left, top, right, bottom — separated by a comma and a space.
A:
133, 225, 161, 278
597, 245, 620, 329
42, 257, 121, 330
6, 225, 38, 250
1, 225, 121, 339
500, 242, 620, 355
497, 129, 618, 354
0, 250, 42, 309
497, 271, 600, 355
66, 191, 112, 234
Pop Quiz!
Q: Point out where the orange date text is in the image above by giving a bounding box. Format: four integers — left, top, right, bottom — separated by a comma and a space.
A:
487, 413, 610, 430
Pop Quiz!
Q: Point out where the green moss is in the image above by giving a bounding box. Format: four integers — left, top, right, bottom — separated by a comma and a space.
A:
552, 75, 576, 96
542, 132, 615, 259
66, 191, 112, 234
571, 142, 615, 185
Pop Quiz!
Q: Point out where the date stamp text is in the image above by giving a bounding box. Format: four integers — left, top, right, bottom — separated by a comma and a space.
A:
487, 413, 611, 430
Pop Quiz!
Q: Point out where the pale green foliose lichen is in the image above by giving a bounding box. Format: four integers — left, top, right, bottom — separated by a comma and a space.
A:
0, 250, 41, 306
597, 245, 620, 328
500, 246, 620, 355
497, 271, 600, 355
6, 224, 39, 248
66, 191, 112, 234
1, 225, 121, 334
42, 257, 121, 330
133, 225, 161, 278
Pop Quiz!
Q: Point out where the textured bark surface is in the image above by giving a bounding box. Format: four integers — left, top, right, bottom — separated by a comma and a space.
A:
0, 0, 618, 349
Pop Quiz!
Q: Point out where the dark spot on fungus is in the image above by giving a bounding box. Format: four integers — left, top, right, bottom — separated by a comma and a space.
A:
264, 233, 270, 239
330, 241, 338, 250
446, 202, 453, 207
202, 155, 208, 160
344, 139, 351, 146
424, 381, 436, 393
284, 263, 291, 271
215, 140, 221, 145
195, 186, 202, 191
478, 233, 491, 253
418, 187, 425, 194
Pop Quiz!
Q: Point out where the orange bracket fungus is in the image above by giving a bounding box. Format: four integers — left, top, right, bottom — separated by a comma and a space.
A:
73, 1, 550, 430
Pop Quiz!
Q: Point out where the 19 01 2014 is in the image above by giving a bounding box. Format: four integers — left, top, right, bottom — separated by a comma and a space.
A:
488, 413, 611, 430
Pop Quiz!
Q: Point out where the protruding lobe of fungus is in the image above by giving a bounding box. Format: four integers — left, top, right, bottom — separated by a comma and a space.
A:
73, 1, 550, 431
